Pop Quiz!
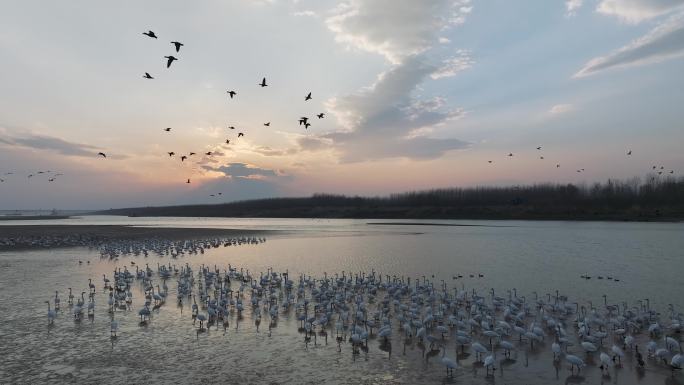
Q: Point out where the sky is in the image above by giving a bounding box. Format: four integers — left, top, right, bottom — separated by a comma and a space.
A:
1, 0, 683, 209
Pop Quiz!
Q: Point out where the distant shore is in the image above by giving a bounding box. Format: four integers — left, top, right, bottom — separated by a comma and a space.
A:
0, 225, 271, 251
0, 215, 71, 221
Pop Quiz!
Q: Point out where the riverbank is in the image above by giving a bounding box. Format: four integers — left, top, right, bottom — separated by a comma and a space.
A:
0, 215, 71, 221
0, 225, 271, 251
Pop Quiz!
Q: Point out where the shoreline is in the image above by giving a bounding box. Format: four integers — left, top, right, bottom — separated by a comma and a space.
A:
0, 225, 271, 251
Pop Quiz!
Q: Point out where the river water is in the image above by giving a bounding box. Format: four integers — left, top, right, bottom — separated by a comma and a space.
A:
0, 217, 682, 384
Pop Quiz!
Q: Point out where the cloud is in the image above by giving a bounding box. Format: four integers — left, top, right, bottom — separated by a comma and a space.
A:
566, 0, 584, 16
318, 56, 468, 162
430, 50, 474, 79
202, 162, 282, 179
596, 0, 684, 23
0, 128, 112, 158
296, 136, 333, 151
574, 12, 684, 77
292, 10, 316, 17
548, 104, 574, 115
326, 0, 472, 64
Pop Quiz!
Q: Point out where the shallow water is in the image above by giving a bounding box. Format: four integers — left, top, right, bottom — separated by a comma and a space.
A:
1, 218, 683, 384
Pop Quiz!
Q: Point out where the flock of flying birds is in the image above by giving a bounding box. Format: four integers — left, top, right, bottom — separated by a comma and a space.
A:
490, 147, 675, 175
135, 29, 325, 188
0, 30, 679, 193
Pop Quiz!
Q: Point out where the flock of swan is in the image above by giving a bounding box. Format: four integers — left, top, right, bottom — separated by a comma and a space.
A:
43, 259, 684, 381
0, 233, 264, 253
96, 236, 266, 259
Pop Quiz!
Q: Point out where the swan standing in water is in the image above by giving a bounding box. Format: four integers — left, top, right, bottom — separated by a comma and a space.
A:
45, 301, 56, 325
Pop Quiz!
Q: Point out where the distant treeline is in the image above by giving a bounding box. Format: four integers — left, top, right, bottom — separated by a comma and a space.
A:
99, 175, 684, 221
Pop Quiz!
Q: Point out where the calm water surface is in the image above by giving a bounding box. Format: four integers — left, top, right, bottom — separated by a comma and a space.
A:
1, 217, 683, 384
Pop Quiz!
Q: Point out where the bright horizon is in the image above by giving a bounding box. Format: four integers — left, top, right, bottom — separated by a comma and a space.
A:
1, 0, 683, 210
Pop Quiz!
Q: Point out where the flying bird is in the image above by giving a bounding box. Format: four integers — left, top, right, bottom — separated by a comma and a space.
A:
508, 153, 513, 157
168, 152, 175, 157
189, 152, 196, 156
225, 139, 230, 144
98, 152, 107, 158
28, 174, 33, 178
556, 164, 560, 168
627, 150, 632, 155
228, 126, 236, 130
227, 90, 236, 99
164, 56, 178, 68
317, 113, 325, 119
540, 156, 544, 160
264, 122, 270, 127
304, 122, 311, 129
210, 194, 215, 197
164, 127, 172, 132
259, 77, 267, 87
171, 41, 183, 52
536, 146, 542, 150
180, 156, 187, 162
237, 133, 244, 137
299, 117, 309, 125
48, 178, 55, 182
205, 152, 212, 156
143, 72, 154, 79
488, 160, 493, 163
305, 92, 312, 101
142, 30, 157, 39
186, 179, 191, 184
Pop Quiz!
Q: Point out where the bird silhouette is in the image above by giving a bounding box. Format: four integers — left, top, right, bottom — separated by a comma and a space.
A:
540, 156, 544, 160
28, 174, 33, 178
143, 73, 154, 79
227, 91, 236, 99
186, 179, 191, 184
304, 122, 311, 129
164, 56, 178, 68
210, 194, 215, 197
508, 153, 513, 157
225, 139, 230, 144
488, 160, 493, 163
143, 30, 157, 39
317, 113, 325, 119
168, 152, 175, 157
305, 92, 312, 101
205, 152, 212, 156
536, 146, 542, 150
264, 122, 270, 127
98, 152, 107, 158
228, 126, 235, 130
299, 117, 309, 125
238, 133, 244, 137
556, 164, 560, 168
627, 150, 632, 155
180, 155, 187, 162
189, 152, 196, 156
171, 41, 183, 52
164, 128, 172, 132
259, 77, 267, 87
